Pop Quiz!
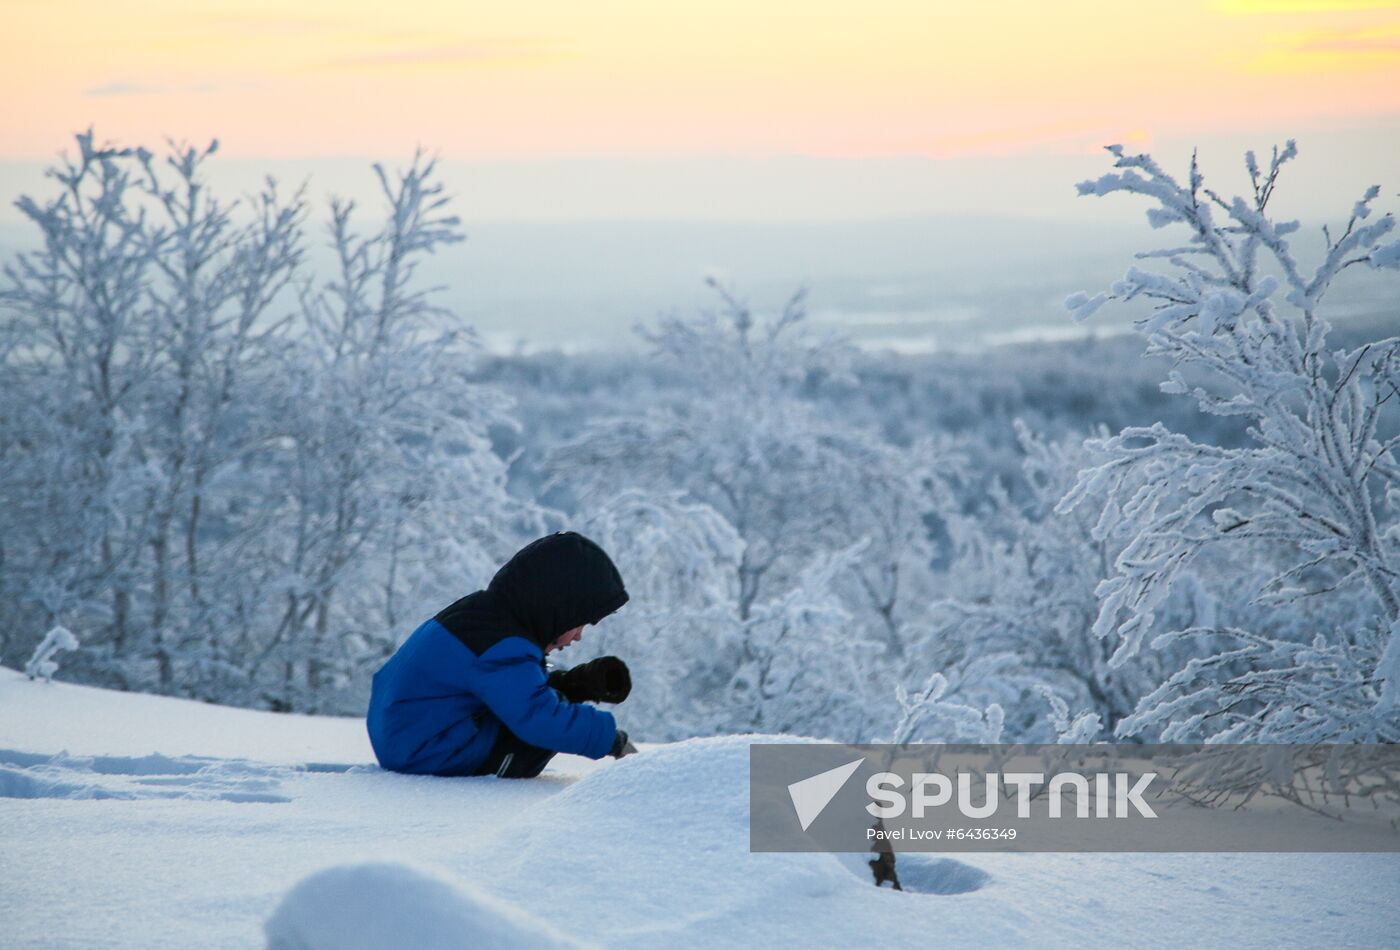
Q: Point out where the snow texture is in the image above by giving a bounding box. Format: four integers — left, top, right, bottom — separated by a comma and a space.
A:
266, 863, 580, 949
2, 666, 1398, 949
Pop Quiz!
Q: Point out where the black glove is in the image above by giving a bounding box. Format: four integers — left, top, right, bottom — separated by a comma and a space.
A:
548, 656, 631, 704
609, 729, 638, 759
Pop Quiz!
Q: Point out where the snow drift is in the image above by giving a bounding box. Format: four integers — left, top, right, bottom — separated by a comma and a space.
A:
272, 736, 1011, 947
4, 668, 1399, 949
265, 862, 579, 950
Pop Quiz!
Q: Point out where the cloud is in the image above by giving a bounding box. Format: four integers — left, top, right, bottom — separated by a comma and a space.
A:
83, 81, 168, 97
82, 79, 259, 98
1294, 30, 1400, 52
1240, 24, 1400, 74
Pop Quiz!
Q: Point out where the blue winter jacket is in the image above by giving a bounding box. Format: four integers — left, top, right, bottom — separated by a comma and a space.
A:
367, 531, 627, 776
367, 618, 617, 774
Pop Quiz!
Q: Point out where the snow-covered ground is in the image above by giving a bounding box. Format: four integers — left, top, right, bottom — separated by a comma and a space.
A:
2, 667, 1396, 949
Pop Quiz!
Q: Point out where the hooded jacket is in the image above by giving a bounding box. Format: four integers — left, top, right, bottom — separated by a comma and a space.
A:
366, 532, 629, 775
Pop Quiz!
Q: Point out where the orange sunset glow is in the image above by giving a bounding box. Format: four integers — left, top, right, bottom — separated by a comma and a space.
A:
2, 0, 1399, 161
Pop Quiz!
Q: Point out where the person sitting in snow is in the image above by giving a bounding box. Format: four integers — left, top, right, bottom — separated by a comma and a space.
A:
367, 531, 638, 778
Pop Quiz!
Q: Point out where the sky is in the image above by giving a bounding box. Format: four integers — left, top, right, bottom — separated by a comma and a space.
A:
2, 0, 1398, 165
1, 1, 1397, 349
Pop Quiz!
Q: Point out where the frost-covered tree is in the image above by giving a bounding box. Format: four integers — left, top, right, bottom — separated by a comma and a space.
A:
0, 133, 531, 712
0, 133, 304, 690
935, 422, 1213, 739
543, 281, 958, 740
573, 490, 887, 740
571, 489, 744, 738
134, 142, 307, 690
244, 155, 534, 711
1062, 142, 1400, 741
552, 280, 947, 655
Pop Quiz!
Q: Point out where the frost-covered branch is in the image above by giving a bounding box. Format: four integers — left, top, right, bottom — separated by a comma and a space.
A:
25, 626, 79, 682
1063, 142, 1400, 741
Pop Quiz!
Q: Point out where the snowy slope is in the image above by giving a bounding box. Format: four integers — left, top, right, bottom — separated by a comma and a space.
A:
0, 666, 374, 764
2, 666, 1398, 949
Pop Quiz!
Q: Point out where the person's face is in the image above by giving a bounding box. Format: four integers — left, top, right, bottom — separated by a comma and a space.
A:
548, 624, 585, 653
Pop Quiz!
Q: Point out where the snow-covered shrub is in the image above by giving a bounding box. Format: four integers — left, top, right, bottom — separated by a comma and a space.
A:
552, 280, 946, 636
1063, 142, 1400, 742
889, 668, 1005, 744
551, 282, 954, 740
1034, 686, 1103, 744
725, 540, 886, 738
25, 626, 79, 682
573, 490, 748, 739
576, 492, 885, 740
934, 423, 1212, 740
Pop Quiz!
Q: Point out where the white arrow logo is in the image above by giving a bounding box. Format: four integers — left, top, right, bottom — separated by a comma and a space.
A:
787, 757, 864, 831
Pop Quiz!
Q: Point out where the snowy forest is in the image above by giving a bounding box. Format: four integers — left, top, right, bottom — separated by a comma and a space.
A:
3, 132, 1399, 747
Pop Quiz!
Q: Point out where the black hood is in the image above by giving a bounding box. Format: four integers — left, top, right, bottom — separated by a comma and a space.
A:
437, 531, 629, 652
